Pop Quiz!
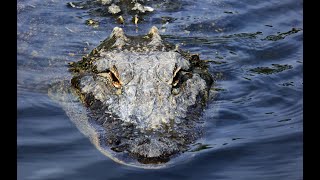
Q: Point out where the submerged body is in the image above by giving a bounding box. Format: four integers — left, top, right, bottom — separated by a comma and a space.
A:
68, 0, 155, 15
67, 0, 179, 24
49, 26, 214, 167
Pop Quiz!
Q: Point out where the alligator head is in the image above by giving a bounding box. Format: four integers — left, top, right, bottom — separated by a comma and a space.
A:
67, 26, 214, 165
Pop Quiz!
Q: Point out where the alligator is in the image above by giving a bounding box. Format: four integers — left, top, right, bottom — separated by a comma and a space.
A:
48, 26, 215, 168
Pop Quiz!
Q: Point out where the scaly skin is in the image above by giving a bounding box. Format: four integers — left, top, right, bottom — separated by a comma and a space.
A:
49, 26, 214, 168
67, 0, 181, 24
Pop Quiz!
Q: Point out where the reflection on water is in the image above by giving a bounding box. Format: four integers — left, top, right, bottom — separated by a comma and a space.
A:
17, 0, 302, 179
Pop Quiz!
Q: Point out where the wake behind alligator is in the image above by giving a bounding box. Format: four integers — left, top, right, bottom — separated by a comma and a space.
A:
49, 26, 215, 168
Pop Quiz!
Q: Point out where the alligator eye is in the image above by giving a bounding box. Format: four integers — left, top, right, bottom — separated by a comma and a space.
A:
171, 65, 193, 89
172, 66, 182, 88
98, 65, 122, 88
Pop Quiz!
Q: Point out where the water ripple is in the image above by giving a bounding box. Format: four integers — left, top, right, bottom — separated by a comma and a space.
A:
17, 0, 302, 179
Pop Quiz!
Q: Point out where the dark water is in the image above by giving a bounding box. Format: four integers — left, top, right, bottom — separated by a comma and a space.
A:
17, 0, 303, 179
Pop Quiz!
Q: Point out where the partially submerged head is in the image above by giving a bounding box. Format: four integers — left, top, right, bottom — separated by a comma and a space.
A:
69, 26, 213, 164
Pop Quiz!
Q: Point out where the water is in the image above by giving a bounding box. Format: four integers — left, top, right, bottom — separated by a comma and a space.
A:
17, 0, 303, 179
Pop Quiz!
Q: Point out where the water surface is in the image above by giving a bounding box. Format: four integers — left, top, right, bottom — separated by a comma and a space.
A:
17, 0, 303, 179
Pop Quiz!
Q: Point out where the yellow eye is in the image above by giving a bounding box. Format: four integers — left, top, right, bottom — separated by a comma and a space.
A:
98, 65, 122, 88
109, 65, 122, 88
172, 66, 181, 87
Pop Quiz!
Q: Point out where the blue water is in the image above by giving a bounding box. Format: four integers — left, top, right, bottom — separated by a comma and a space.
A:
17, 0, 303, 179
